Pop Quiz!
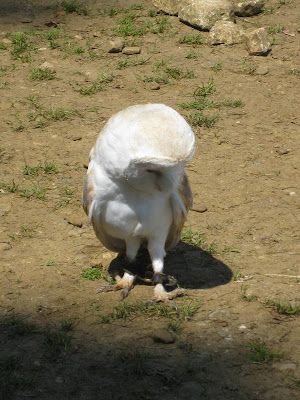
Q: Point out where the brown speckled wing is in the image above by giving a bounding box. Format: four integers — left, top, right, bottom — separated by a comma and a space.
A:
165, 172, 193, 250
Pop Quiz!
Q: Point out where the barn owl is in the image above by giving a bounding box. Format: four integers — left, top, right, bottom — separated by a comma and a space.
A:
83, 104, 195, 306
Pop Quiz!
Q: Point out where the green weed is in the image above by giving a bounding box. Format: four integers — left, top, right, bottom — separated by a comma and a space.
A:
178, 34, 203, 45
248, 341, 283, 364
211, 62, 222, 72
288, 68, 300, 76
61, 0, 87, 15
187, 112, 218, 128
11, 32, 32, 61
82, 267, 105, 280
265, 299, 300, 315
181, 227, 204, 247
30, 67, 56, 80
268, 24, 284, 34
185, 50, 198, 59
222, 99, 243, 108
194, 79, 215, 97
43, 161, 57, 174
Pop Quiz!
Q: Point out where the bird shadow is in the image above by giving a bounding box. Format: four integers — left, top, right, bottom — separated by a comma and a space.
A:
107, 240, 233, 290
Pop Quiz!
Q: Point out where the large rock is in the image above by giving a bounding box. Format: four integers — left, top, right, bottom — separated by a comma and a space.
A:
230, 0, 265, 16
178, 0, 235, 31
207, 21, 246, 45
152, 0, 181, 15
246, 28, 271, 55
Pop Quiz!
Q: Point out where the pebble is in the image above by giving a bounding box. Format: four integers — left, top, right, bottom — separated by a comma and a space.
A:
72, 135, 82, 141
0, 243, 12, 251
122, 46, 141, 55
191, 204, 208, 213
2, 38, 12, 45
151, 328, 175, 344
256, 66, 269, 75
272, 362, 297, 371
150, 83, 160, 90
276, 147, 289, 155
0, 199, 12, 216
55, 376, 64, 384
74, 34, 82, 40
39, 61, 54, 70
177, 381, 206, 399
64, 216, 83, 228
107, 38, 125, 53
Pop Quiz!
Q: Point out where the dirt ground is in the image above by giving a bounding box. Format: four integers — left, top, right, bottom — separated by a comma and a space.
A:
0, 0, 300, 399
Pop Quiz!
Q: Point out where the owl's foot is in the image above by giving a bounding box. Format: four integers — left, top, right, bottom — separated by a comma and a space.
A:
147, 283, 185, 308
96, 271, 136, 300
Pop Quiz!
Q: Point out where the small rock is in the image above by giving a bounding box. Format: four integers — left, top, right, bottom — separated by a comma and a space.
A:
0, 243, 12, 251
230, 0, 265, 16
272, 362, 297, 371
256, 65, 269, 75
93, 31, 102, 37
74, 34, 82, 40
150, 83, 160, 90
177, 381, 206, 399
151, 328, 175, 344
21, 18, 33, 23
122, 46, 141, 55
178, 0, 234, 31
72, 135, 82, 141
276, 147, 289, 155
207, 21, 246, 45
152, 0, 181, 15
68, 230, 81, 237
107, 38, 125, 53
209, 309, 231, 322
64, 216, 83, 228
39, 61, 54, 70
246, 28, 271, 56
45, 21, 58, 27
33, 360, 41, 367
55, 376, 64, 384
38, 47, 48, 51
191, 204, 207, 213
0, 199, 11, 216
2, 38, 12, 45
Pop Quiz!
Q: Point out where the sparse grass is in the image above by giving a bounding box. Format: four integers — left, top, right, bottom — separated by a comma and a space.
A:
181, 227, 204, 247
165, 66, 181, 79
30, 67, 56, 80
180, 97, 212, 111
268, 24, 284, 34
211, 63, 222, 72
248, 341, 283, 364
232, 266, 243, 281
0, 41, 7, 50
194, 79, 215, 97
178, 34, 203, 45
116, 12, 146, 37
0, 313, 36, 336
148, 9, 157, 17
23, 163, 41, 177
241, 286, 258, 302
45, 259, 56, 266
82, 267, 105, 280
288, 68, 300, 76
98, 72, 113, 83
223, 246, 241, 252
32, 183, 46, 200
11, 32, 32, 61
118, 348, 150, 376
44, 320, 74, 357
45, 28, 60, 40
72, 46, 85, 54
78, 81, 104, 95
43, 161, 57, 174
265, 299, 300, 315
264, 7, 275, 14
185, 50, 198, 59
187, 112, 218, 128
2, 180, 19, 193
241, 58, 257, 75
206, 242, 217, 255
222, 99, 243, 108
61, 0, 87, 15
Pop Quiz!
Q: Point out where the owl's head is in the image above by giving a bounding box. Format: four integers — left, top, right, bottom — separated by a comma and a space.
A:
123, 158, 184, 195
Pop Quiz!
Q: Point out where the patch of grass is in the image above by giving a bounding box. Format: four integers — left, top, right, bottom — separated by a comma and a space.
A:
222, 99, 243, 108
185, 50, 198, 59
148, 9, 157, 17
232, 266, 243, 281
116, 12, 146, 37
3, 180, 19, 193
118, 348, 150, 376
187, 112, 218, 128
248, 341, 283, 364
206, 242, 217, 255
45, 28, 60, 40
180, 97, 212, 111
181, 227, 204, 247
0, 41, 7, 50
45, 259, 56, 266
211, 62, 222, 72
78, 81, 104, 95
178, 34, 203, 45
164, 66, 181, 79
43, 161, 57, 174
99, 72, 113, 83
264, 7, 275, 14
268, 24, 284, 34
32, 183, 46, 200
265, 299, 300, 315
23, 163, 41, 177
167, 318, 182, 333
241, 286, 258, 302
43, 320, 74, 358
151, 16, 169, 34
0, 313, 36, 336
82, 267, 105, 280
31, 67, 56, 80
288, 68, 300, 76
223, 246, 241, 252
61, 0, 87, 15
194, 79, 215, 97
11, 32, 32, 61
72, 46, 85, 54
241, 58, 257, 75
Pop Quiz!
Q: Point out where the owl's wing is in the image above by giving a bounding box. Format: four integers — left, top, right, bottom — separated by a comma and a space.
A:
166, 173, 193, 250
82, 148, 126, 253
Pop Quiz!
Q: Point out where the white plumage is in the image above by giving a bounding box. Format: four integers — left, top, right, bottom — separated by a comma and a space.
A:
83, 104, 195, 305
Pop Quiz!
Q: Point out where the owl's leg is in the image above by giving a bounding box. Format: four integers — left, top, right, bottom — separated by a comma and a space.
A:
147, 238, 184, 307
97, 237, 141, 300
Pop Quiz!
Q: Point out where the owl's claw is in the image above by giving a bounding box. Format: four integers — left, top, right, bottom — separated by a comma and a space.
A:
146, 283, 185, 308
96, 272, 136, 300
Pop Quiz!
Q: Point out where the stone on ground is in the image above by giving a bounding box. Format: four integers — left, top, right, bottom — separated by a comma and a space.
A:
152, 0, 181, 15
246, 28, 271, 55
230, 0, 265, 16
207, 21, 246, 45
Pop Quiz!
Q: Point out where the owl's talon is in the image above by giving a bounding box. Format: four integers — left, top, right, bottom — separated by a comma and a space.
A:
96, 272, 136, 298
147, 284, 185, 308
